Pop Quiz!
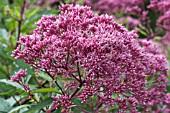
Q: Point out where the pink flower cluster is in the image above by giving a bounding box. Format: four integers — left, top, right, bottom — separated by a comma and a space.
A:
11, 69, 30, 92
148, 0, 170, 13
161, 32, 170, 46
84, 0, 127, 14
84, 0, 147, 30
148, 0, 170, 47
52, 95, 73, 113
12, 4, 169, 112
11, 69, 27, 82
84, 0, 145, 14
84, 0, 170, 49
148, 0, 170, 31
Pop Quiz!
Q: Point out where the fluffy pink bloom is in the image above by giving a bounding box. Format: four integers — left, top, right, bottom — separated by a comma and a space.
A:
84, 0, 147, 31
52, 95, 73, 113
11, 69, 30, 92
91, 0, 127, 14
84, 0, 146, 14
23, 84, 30, 92
148, 0, 170, 31
161, 32, 170, 46
119, 16, 140, 30
12, 4, 169, 112
11, 69, 27, 82
157, 10, 170, 31
148, 0, 170, 13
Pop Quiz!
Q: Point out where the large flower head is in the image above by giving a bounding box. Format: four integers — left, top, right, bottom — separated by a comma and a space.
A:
12, 4, 169, 112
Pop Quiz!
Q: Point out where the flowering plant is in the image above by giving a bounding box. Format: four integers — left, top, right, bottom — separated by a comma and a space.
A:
84, 0, 170, 46
11, 4, 170, 113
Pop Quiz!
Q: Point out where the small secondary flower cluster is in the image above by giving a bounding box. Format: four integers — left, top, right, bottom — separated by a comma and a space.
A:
84, 0, 147, 31
11, 69, 30, 92
148, 0, 170, 46
84, 0, 127, 14
84, 0, 170, 53
84, 0, 145, 14
12, 4, 169, 112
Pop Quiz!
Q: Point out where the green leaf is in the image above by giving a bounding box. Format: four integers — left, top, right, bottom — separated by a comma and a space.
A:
8, 105, 31, 113
154, 36, 161, 40
0, 65, 7, 77
137, 29, 147, 37
25, 7, 39, 18
23, 98, 53, 113
0, 28, 9, 40
22, 88, 62, 95
0, 97, 11, 112
72, 98, 92, 112
25, 75, 32, 84
6, 96, 20, 107
15, 60, 34, 74
148, 10, 159, 32
166, 85, 170, 92
0, 89, 23, 96
108, 104, 119, 112
4, 17, 17, 31
0, 79, 24, 90
38, 72, 52, 81
31, 88, 62, 94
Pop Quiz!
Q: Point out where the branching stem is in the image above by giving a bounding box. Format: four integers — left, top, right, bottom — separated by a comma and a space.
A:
15, 0, 26, 49
46, 70, 65, 95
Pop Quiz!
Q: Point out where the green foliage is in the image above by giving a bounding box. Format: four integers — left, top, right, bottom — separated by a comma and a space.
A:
0, 97, 11, 113
0, 0, 60, 112
0, 0, 169, 112
23, 98, 53, 113
30, 88, 62, 94
8, 105, 31, 113
0, 79, 24, 90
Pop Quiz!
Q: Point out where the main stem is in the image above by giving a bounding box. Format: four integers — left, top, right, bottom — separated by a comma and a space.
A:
15, 0, 26, 49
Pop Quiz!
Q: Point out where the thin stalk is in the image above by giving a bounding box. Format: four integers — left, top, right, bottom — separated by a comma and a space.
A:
76, 105, 91, 113
45, 70, 65, 95
15, 0, 26, 49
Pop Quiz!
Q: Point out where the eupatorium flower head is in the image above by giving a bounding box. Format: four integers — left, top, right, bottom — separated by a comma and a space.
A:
161, 32, 170, 46
148, 0, 170, 31
11, 69, 30, 92
12, 4, 169, 112
11, 69, 27, 82
84, 0, 146, 14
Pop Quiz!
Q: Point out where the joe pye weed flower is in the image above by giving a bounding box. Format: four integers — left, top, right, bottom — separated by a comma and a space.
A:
11, 4, 170, 113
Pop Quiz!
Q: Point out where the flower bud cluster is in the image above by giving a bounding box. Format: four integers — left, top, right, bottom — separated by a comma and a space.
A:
84, 0, 147, 17
147, 0, 170, 51
161, 32, 170, 46
11, 69, 27, 82
148, 0, 170, 31
11, 69, 30, 92
12, 4, 169, 112
52, 95, 73, 113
